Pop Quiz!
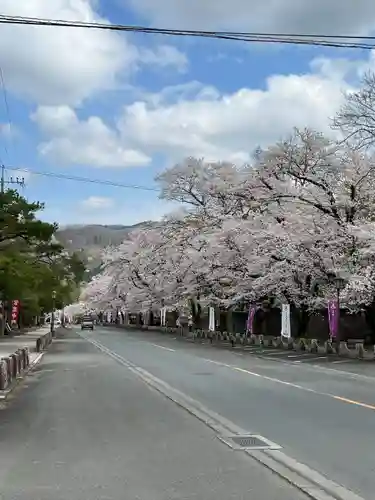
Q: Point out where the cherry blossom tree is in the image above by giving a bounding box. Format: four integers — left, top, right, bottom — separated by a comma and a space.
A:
81, 116, 375, 341
334, 72, 375, 150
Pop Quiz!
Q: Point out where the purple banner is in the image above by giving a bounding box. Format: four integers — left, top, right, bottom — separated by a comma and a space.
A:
328, 299, 339, 339
246, 305, 256, 334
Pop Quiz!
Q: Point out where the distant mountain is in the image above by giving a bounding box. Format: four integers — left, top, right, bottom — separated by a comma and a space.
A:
57, 221, 154, 250
56, 221, 154, 276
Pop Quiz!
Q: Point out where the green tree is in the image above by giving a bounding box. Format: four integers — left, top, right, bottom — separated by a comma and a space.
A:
0, 190, 86, 330
0, 190, 56, 247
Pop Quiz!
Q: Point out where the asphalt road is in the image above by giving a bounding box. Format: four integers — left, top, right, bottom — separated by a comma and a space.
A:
0, 329, 310, 500
84, 325, 375, 499
190, 336, 375, 375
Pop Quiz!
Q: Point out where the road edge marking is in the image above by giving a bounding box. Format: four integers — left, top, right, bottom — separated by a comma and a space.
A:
333, 396, 375, 411
80, 331, 365, 500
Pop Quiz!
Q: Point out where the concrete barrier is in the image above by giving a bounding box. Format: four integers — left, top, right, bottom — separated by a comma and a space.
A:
0, 331, 57, 395
282, 338, 294, 350
308, 339, 319, 353
272, 337, 283, 348
19, 347, 28, 369
0, 359, 8, 390
9, 354, 18, 378
17, 348, 28, 371
263, 336, 274, 347
4, 357, 13, 385
36, 332, 51, 352
14, 351, 22, 374
24, 347, 30, 367
108, 324, 375, 361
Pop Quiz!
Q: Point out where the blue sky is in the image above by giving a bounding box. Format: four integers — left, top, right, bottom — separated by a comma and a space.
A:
0, 0, 374, 227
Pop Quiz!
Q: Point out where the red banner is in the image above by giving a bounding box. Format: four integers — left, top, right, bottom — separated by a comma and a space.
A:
11, 300, 20, 324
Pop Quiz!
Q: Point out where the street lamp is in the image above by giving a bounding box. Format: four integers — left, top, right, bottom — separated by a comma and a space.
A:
60, 279, 68, 327
51, 290, 57, 336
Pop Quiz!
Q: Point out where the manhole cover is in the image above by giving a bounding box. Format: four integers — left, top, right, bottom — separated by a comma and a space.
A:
219, 434, 281, 450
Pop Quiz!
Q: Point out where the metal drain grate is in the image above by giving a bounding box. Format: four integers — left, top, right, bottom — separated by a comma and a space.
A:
219, 434, 281, 450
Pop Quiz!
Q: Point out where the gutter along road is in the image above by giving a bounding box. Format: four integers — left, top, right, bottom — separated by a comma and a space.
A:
82, 325, 375, 499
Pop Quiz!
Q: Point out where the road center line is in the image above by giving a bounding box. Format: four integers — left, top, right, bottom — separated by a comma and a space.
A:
233, 366, 321, 394
89, 333, 375, 413
333, 396, 375, 410
151, 343, 175, 352
203, 357, 375, 412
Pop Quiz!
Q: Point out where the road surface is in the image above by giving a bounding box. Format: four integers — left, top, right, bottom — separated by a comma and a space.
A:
81, 325, 375, 499
0, 328, 311, 500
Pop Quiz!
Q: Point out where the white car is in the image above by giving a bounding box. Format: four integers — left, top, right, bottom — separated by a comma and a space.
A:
81, 317, 94, 331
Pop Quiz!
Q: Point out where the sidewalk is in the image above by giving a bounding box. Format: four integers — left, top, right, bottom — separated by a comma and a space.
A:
0, 325, 53, 393
0, 329, 309, 500
0, 325, 51, 356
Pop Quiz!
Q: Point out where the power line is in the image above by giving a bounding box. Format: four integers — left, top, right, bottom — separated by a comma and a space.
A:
1, 165, 25, 193
0, 13, 372, 40
0, 65, 12, 162
4, 166, 159, 192
0, 14, 374, 50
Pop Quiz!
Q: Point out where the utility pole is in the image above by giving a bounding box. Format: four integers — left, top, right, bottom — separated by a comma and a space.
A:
0, 165, 25, 335
0, 165, 25, 193
1, 164, 4, 194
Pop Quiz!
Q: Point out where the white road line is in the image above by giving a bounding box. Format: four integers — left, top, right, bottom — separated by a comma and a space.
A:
295, 356, 328, 363
151, 343, 175, 352
202, 355, 375, 411
84, 332, 375, 418
232, 366, 326, 395
261, 351, 288, 356
332, 359, 353, 364
287, 354, 313, 358
203, 358, 232, 368
326, 366, 375, 379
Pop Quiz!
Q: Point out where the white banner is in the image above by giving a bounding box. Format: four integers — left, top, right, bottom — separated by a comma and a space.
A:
123, 311, 128, 325
281, 304, 291, 338
160, 307, 167, 326
208, 307, 215, 332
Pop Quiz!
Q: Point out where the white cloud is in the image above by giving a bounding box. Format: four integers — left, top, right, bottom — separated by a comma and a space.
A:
81, 196, 114, 210
0, 0, 187, 105
128, 0, 375, 34
32, 106, 151, 168
32, 56, 364, 166
0, 123, 18, 140
117, 59, 352, 162
139, 45, 188, 73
